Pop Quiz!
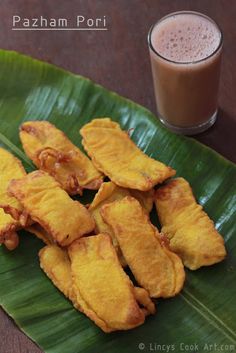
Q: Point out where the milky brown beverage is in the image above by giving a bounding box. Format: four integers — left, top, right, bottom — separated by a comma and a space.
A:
148, 11, 222, 134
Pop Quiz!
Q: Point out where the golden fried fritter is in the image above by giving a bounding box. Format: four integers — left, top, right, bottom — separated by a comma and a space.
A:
68, 234, 155, 332
0, 148, 26, 222
20, 121, 103, 195
0, 208, 19, 250
89, 182, 129, 261
8, 171, 95, 246
101, 197, 185, 298
0, 148, 28, 250
80, 118, 175, 191
155, 178, 227, 270
89, 182, 154, 266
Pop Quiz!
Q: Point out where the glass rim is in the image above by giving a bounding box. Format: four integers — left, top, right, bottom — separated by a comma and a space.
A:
147, 10, 223, 65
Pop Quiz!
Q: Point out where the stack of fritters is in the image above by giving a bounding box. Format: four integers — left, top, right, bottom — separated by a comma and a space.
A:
0, 118, 226, 332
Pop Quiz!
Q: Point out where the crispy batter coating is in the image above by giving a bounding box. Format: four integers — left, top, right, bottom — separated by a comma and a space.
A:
8, 171, 95, 246
101, 197, 185, 298
155, 178, 227, 270
68, 234, 155, 332
39, 245, 76, 302
80, 118, 175, 191
20, 121, 103, 195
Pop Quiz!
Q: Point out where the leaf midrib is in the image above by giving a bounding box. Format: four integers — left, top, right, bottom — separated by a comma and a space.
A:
0, 131, 34, 167
181, 289, 236, 344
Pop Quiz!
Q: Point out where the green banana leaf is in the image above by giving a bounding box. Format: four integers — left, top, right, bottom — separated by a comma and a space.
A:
0, 50, 235, 353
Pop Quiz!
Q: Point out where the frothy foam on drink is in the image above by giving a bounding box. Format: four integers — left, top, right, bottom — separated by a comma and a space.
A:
151, 13, 221, 63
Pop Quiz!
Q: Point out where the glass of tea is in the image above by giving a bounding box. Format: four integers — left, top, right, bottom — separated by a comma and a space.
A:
148, 11, 223, 135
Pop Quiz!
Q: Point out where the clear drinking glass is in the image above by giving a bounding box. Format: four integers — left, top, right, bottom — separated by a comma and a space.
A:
148, 11, 223, 135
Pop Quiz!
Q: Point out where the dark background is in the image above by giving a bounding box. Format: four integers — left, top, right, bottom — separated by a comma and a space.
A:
0, 1, 235, 352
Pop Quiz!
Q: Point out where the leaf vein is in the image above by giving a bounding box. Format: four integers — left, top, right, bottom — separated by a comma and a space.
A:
181, 289, 236, 344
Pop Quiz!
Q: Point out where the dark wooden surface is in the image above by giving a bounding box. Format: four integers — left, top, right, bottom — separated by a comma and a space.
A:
0, 1, 235, 352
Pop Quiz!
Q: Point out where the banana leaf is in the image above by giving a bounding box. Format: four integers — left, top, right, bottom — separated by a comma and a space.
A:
0, 50, 235, 353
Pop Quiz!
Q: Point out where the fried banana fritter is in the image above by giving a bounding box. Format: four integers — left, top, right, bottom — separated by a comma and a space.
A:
20, 121, 103, 195
0, 208, 19, 250
0, 148, 28, 250
0, 148, 26, 221
68, 234, 155, 332
89, 182, 129, 263
155, 178, 227, 270
101, 197, 185, 298
80, 118, 175, 191
89, 182, 154, 265
8, 171, 95, 246
40, 239, 155, 332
